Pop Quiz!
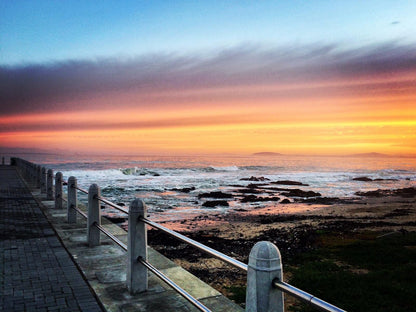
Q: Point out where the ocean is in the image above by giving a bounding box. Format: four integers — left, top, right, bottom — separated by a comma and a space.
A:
7, 153, 416, 223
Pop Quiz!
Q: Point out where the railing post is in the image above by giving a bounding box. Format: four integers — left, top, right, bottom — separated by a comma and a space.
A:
88, 184, 101, 247
41, 167, 47, 194
55, 172, 63, 209
37, 165, 41, 188
67, 176, 77, 223
47, 169, 54, 200
246, 241, 284, 312
127, 199, 148, 294
2, 157, 4, 165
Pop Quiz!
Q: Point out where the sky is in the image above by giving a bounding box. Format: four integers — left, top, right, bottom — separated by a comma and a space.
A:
1, 1, 416, 156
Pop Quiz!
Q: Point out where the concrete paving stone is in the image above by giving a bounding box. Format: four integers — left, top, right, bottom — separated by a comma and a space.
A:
0, 167, 104, 312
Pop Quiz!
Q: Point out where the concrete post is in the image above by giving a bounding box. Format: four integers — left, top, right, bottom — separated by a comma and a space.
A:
2, 157, 4, 165
67, 176, 77, 223
47, 169, 54, 200
246, 241, 284, 312
127, 199, 148, 294
88, 184, 101, 247
41, 167, 47, 194
55, 172, 63, 209
36, 165, 41, 188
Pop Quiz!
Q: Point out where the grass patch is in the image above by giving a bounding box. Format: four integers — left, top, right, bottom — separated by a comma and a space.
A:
287, 232, 416, 312
226, 285, 247, 305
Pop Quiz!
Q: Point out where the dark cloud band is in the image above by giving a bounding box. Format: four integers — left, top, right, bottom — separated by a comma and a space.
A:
1, 42, 415, 116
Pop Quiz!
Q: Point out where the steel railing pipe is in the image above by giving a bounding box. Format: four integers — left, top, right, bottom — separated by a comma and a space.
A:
141, 217, 248, 272
96, 196, 129, 214
138, 257, 212, 312
273, 280, 347, 312
94, 222, 127, 251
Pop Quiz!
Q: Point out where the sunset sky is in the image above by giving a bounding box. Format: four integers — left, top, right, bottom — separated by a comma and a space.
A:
1, 1, 416, 155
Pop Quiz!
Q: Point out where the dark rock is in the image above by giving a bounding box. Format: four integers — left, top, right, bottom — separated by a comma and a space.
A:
247, 183, 269, 188
280, 199, 291, 204
281, 189, 321, 198
240, 176, 270, 181
271, 180, 309, 186
355, 190, 384, 197
241, 195, 258, 202
353, 177, 373, 181
300, 197, 340, 205
235, 188, 262, 194
202, 200, 229, 207
395, 187, 416, 197
355, 187, 416, 197
198, 191, 233, 199
171, 186, 196, 193
240, 195, 281, 203
116, 202, 125, 206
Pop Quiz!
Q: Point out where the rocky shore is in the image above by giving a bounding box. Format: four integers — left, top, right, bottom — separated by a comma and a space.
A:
146, 181, 416, 307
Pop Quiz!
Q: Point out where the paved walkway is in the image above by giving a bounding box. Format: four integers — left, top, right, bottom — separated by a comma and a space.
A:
0, 166, 104, 312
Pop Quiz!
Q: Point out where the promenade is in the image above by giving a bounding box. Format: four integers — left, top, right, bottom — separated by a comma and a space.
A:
0, 165, 104, 311
0, 163, 243, 312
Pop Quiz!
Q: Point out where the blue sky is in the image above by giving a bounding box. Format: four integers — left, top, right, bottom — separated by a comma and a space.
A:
1, 1, 415, 65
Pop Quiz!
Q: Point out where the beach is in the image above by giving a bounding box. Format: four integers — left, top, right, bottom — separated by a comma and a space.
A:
148, 188, 416, 309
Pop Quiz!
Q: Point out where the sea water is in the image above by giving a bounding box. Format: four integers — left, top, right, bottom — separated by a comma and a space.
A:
9, 153, 416, 222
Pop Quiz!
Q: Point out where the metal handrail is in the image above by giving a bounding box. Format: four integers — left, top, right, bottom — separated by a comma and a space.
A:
94, 222, 127, 251
141, 217, 346, 312
138, 257, 212, 312
60, 169, 344, 312
73, 205, 87, 219
274, 280, 346, 312
75, 185, 89, 194
96, 195, 129, 214
141, 217, 248, 271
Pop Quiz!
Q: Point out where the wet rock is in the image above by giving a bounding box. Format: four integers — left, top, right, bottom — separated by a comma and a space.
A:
355, 187, 416, 197
235, 188, 262, 194
300, 197, 340, 205
281, 189, 321, 198
202, 200, 229, 207
198, 191, 233, 199
240, 195, 280, 203
240, 176, 270, 181
353, 176, 373, 181
353, 177, 398, 182
247, 183, 269, 188
171, 186, 196, 193
280, 199, 291, 204
271, 180, 309, 186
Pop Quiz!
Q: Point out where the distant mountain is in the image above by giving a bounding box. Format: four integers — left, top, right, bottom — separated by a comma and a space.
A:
348, 152, 390, 158
253, 152, 283, 156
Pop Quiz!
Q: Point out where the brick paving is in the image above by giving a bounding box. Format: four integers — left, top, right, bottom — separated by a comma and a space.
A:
0, 166, 104, 312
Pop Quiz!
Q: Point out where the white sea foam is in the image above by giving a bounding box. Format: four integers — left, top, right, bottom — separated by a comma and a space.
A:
21, 153, 415, 221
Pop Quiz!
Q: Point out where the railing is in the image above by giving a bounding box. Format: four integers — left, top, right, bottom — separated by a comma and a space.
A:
11, 157, 347, 312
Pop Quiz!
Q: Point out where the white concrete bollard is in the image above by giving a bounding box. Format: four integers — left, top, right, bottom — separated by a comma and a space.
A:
55, 172, 63, 209
47, 169, 54, 200
127, 199, 148, 294
67, 176, 77, 223
246, 241, 284, 312
88, 184, 101, 247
